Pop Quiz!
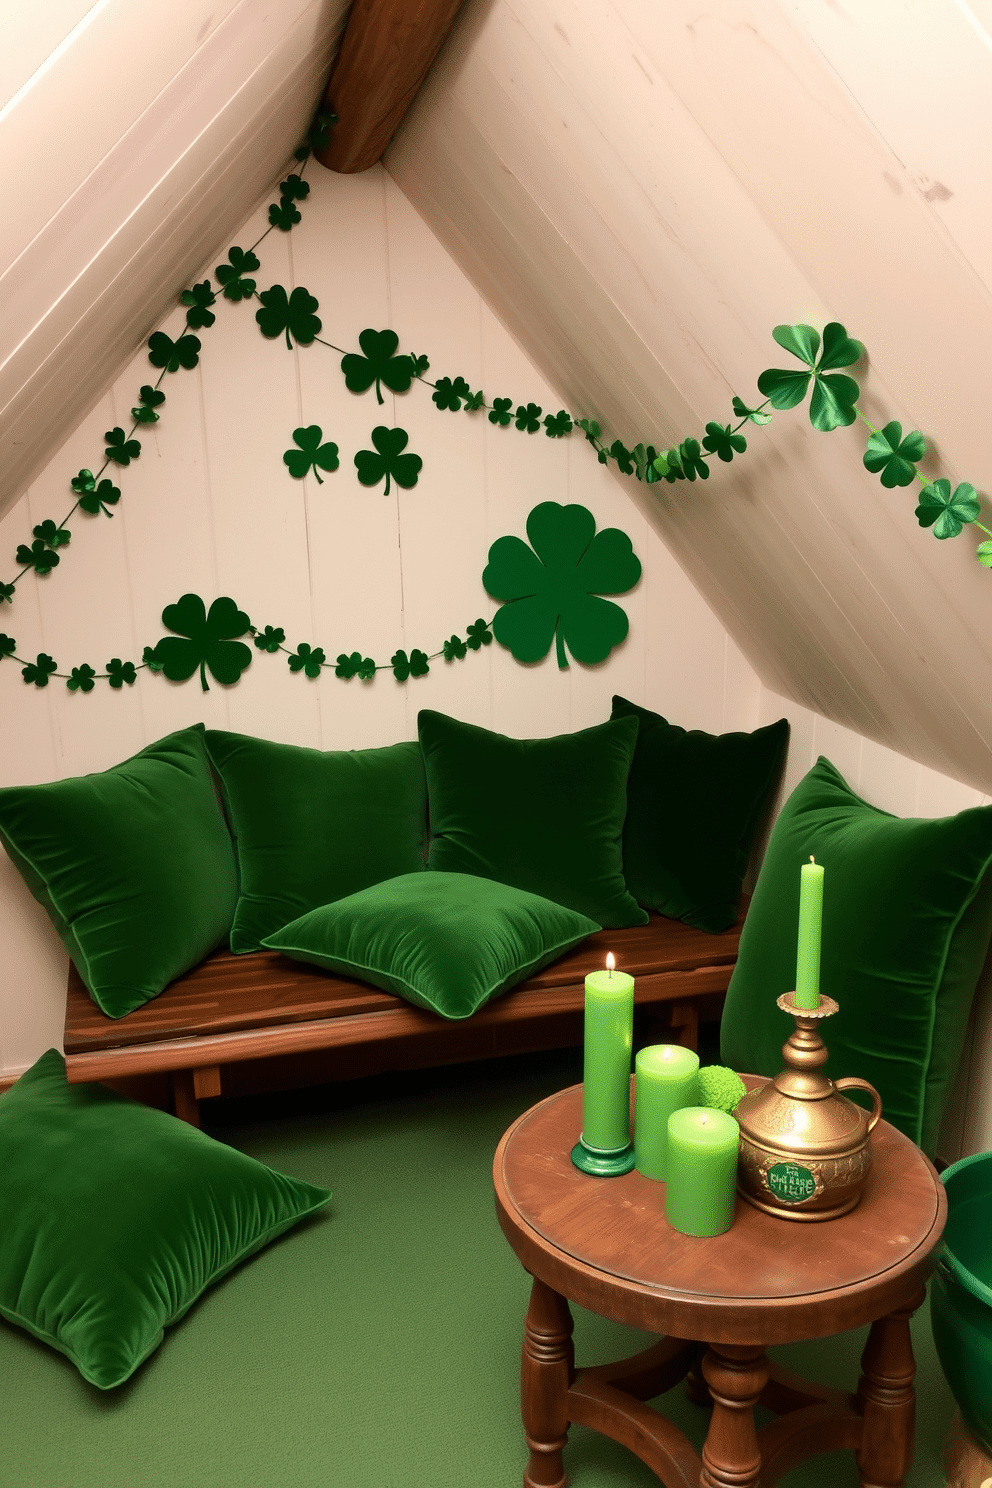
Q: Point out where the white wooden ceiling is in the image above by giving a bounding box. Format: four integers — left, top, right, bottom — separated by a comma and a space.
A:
385, 0, 992, 792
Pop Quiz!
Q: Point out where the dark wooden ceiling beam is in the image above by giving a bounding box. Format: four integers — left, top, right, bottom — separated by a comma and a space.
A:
315, 0, 469, 174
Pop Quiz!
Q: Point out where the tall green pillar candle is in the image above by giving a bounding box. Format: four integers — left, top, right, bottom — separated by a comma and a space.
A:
581, 955, 635, 1153
795, 856, 824, 1010
665, 1107, 740, 1238
634, 1045, 699, 1180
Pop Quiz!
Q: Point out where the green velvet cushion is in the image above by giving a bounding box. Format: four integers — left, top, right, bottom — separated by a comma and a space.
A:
611, 696, 789, 932
204, 732, 429, 953
263, 872, 600, 1019
0, 1050, 331, 1389
0, 725, 237, 1018
418, 710, 646, 928
720, 756, 992, 1156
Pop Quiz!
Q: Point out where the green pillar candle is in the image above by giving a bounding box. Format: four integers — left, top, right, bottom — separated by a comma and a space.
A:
633, 1045, 699, 1180
665, 1107, 740, 1238
581, 955, 634, 1153
795, 856, 824, 1010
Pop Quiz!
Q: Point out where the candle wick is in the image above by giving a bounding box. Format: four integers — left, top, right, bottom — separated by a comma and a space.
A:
809, 855, 815, 864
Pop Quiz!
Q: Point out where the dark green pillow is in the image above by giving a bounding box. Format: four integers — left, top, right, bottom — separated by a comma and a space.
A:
0, 725, 237, 1018
263, 872, 600, 1019
204, 732, 429, 953
0, 1050, 331, 1389
611, 696, 789, 932
720, 756, 992, 1156
418, 710, 646, 928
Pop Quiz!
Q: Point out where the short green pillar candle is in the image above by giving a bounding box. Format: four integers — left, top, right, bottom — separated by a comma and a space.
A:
572, 955, 635, 1175
633, 1045, 699, 1180
665, 1106, 740, 1238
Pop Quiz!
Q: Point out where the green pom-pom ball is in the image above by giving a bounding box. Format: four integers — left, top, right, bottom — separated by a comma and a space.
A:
698, 1064, 746, 1114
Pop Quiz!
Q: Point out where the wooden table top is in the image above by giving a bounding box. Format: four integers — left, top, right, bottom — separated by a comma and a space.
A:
493, 1078, 947, 1346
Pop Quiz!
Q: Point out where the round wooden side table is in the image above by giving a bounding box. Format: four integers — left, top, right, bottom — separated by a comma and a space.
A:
493, 1078, 946, 1488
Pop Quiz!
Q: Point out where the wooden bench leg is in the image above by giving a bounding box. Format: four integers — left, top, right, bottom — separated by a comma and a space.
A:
667, 1000, 699, 1053
171, 1066, 221, 1128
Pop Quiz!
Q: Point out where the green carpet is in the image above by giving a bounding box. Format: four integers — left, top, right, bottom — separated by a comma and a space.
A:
0, 1044, 955, 1488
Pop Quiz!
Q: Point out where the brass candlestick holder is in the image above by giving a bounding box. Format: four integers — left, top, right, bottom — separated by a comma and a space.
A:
735, 991, 882, 1221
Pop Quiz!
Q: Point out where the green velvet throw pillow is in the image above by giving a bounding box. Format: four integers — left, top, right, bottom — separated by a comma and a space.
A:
0, 1050, 331, 1389
204, 732, 429, 953
418, 710, 646, 928
0, 726, 238, 1018
263, 872, 600, 1019
611, 697, 789, 932
720, 757, 992, 1156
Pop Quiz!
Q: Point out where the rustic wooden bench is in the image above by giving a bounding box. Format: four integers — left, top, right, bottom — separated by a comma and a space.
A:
63, 908, 745, 1127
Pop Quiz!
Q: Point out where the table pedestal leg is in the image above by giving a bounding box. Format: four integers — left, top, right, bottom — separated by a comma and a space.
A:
856, 1287, 924, 1488
521, 1276, 574, 1488
699, 1343, 770, 1488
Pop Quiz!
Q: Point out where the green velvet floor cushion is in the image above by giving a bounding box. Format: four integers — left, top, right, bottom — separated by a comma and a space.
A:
0, 725, 237, 1019
612, 697, 789, 932
0, 1050, 331, 1390
263, 872, 601, 1019
204, 732, 429, 953
720, 756, 992, 1156
418, 710, 647, 928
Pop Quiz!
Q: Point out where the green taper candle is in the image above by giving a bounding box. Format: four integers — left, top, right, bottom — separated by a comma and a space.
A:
634, 1045, 699, 1180
795, 856, 824, 1010
581, 954, 634, 1153
665, 1106, 740, 1237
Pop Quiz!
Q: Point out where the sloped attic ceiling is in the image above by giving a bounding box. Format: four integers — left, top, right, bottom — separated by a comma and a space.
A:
384, 0, 992, 794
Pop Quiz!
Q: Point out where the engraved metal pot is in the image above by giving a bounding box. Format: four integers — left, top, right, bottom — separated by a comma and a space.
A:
735, 991, 882, 1221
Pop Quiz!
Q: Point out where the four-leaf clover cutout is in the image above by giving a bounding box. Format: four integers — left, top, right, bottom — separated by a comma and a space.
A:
341, 330, 416, 404
757, 322, 864, 431
255, 285, 321, 349
432, 375, 472, 411
283, 426, 340, 482
155, 594, 254, 691
354, 426, 422, 494
483, 502, 642, 669
335, 651, 377, 680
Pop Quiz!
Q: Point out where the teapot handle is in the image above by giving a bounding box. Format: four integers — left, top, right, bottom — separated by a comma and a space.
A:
834, 1077, 883, 1132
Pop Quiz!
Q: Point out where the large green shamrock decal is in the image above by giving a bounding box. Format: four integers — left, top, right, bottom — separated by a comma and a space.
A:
154, 594, 253, 691
863, 421, 926, 488
915, 480, 981, 539
283, 426, 340, 483
22, 653, 58, 687
131, 385, 165, 423
354, 427, 423, 494
16, 540, 60, 575
341, 330, 415, 404
104, 427, 141, 466
215, 247, 259, 302
255, 285, 321, 349
147, 331, 201, 372
181, 282, 217, 330
483, 502, 642, 669
757, 322, 864, 431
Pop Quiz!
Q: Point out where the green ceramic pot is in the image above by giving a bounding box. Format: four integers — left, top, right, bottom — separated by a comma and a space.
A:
930, 1151, 992, 1455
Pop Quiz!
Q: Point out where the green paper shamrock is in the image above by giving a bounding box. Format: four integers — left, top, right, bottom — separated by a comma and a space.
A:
132, 385, 166, 423
79, 479, 120, 517
67, 664, 96, 693
653, 449, 678, 480
295, 107, 337, 160
255, 285, 321, 349
515, 402, 543, 433
147, 331, 201, 372
280, 174, 310, 203
915, 480, 981, 539
288, 643, 326, 677
104, 427, 141, 466
432, 376, 472, 411
335, 651, 377, 680
283, 426, 340, 482
155, 594, 253, 691
253, 625, 286, 653
142, 644, 165, 673
731, 395, 772, 426
631, 443, 662, 483
489, 398, 513, 427
442, 635, 467, 661
608, 439, 634, 475
0, 585, 14, 605
577, 418, 601, 443
22, 653, 58, 687
483, 502, 642, 669
33, 521, 70, 550
16, 540, 59, 575
341, 330, 415, 404
757, 322, 864, 431
268, 199, 301, 231
464, 389, 485, 411
978, 542, 992, 569
465, 618, 492, 650
863, 421, 927, 488
408, 353, 430, 378
390, 648, 429, 681
702, 422, 748, 463
71, 469, 96, 496
215, 247, 259, 302
544, 411, 573, 438
0, 634, 16, 657
181, 281, 217, 330
106, 658, 137, 688
677, 438, 710, 481
354, 426, 423, 495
